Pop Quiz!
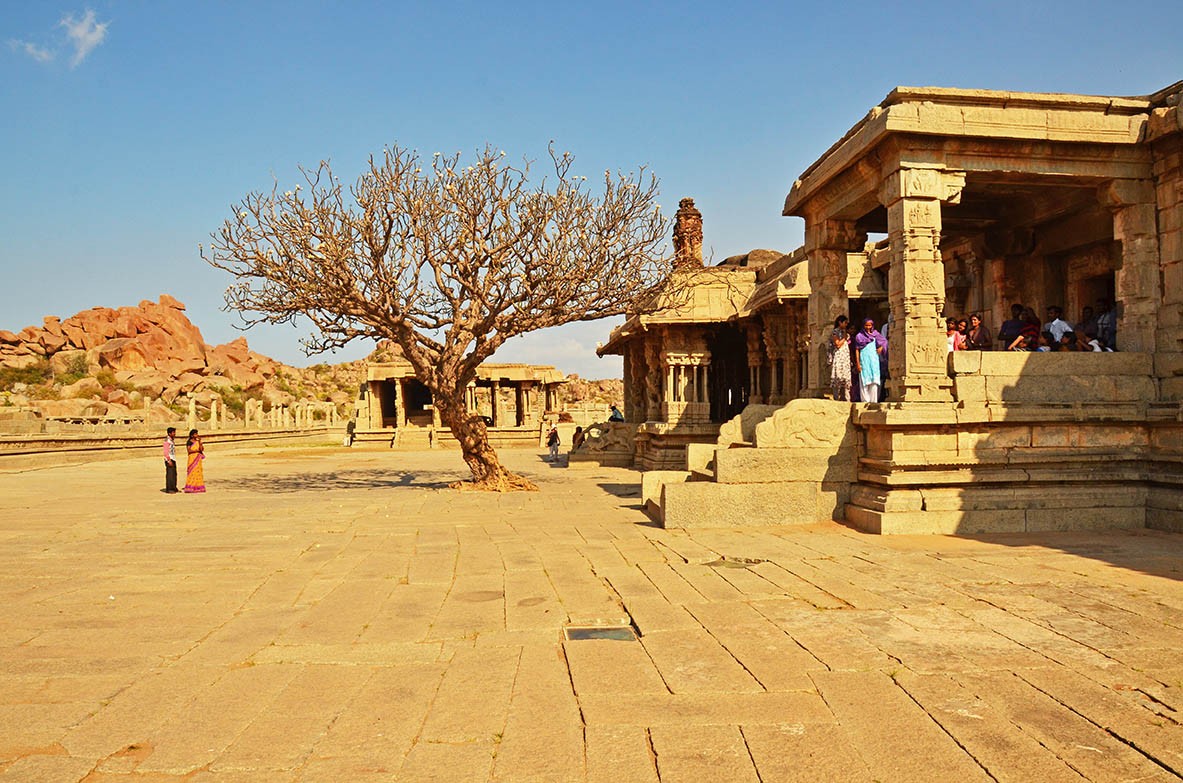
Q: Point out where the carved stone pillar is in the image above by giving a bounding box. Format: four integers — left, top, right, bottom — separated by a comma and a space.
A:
365, 382, 379, 428
187, 396, 196, 431
787, 311, 803, 398
762, 312, 790, 404
522, 381, 535, 425
644, 337, 663, 421
745, 323, 765, 404
397, 380, 409, 428
624, 341, 646, 423
881, 167, 963, 402
490, 381, 500, 427
1101, 179, 1161, 353
804, 219, 864, 396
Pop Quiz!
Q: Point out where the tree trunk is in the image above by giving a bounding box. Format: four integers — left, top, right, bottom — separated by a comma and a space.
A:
434, 391, 538, 492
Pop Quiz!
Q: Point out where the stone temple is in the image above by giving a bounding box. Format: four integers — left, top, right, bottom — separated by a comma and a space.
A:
598, 81, 1183, 535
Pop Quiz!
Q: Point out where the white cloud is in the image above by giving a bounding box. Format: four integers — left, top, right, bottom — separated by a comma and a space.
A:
60, 9, 109, 68
9, 39, 55, 63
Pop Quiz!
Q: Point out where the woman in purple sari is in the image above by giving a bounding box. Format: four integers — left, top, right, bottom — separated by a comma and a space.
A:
853, 318, 888, 403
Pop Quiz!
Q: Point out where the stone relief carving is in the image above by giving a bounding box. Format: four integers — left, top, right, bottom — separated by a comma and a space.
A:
910, 266, 941, 295
907, 169, 940, 198
580, 422, 636, 454
907, 201, 937, 228
816, 249, 843, 278
909, 340, 947, 369
753, 399, 854, 449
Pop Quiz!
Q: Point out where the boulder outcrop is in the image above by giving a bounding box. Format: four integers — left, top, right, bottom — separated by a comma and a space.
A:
0, 296, 364, 422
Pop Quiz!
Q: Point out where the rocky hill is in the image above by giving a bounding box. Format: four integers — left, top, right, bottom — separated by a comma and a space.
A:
563, 375, 624, 407
0, 296, 363, 424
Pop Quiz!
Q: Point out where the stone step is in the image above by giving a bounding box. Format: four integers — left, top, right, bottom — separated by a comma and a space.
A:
659, 480, 846, 529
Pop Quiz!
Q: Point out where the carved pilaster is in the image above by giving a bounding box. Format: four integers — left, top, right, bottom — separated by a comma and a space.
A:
880, 167, 961, 402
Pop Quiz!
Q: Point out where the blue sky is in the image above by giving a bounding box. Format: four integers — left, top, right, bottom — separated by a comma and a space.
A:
3, 1, 1180, 378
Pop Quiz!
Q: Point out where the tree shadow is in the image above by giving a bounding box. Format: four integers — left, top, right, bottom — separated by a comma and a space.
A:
221, 468, 454, 493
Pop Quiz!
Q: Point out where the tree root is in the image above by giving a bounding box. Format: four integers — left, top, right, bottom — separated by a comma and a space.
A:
449, 471, 539, 492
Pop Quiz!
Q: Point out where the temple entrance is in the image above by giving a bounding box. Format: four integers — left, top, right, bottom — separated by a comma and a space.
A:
849, 299, 889, 333
402, 379, 434, 427
707, 325, 749, 423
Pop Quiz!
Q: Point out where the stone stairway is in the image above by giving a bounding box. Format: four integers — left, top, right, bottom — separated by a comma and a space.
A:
643, 399, 859, 529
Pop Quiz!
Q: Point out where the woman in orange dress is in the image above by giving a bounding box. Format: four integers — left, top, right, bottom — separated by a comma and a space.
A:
183, 429, 206, 493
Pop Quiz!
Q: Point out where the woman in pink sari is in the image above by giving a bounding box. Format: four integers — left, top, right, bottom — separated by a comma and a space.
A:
183, 429, 206, 493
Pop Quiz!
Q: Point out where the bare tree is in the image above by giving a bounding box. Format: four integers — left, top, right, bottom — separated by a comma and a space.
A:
203, 145, 673, 491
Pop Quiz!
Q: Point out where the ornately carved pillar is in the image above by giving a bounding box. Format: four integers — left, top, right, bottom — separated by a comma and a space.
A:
644, 337, 663, 421
804, 219, 863, 396
745, 323, 765, 404
1101, 179, 1161, 353
623, 341, 644, 423
786, 311, 802, 398
881, 167, 963, 402
762, 312, 790, 404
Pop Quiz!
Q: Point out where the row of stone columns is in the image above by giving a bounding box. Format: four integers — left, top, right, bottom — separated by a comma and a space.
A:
178, 396, 339, 431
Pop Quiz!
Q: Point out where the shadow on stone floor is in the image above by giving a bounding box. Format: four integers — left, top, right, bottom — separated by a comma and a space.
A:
219, 468, 454, 493
597, 482, 641, 499
960, 529, 1183, 582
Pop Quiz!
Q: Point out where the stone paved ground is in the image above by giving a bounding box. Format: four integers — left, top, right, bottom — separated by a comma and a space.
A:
1, 446, 1182, 782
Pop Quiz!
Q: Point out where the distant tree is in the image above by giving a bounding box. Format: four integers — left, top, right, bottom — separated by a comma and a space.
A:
203, 145, 673, 490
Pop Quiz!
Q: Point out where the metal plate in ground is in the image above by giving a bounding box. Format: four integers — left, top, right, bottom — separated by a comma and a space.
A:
564, 626, 637, 641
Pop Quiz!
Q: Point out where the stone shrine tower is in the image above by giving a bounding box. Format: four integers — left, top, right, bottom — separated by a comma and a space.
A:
673, 198, 704, 267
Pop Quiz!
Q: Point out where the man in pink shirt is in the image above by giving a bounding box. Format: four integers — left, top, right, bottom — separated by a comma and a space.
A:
163, 427, 178, 493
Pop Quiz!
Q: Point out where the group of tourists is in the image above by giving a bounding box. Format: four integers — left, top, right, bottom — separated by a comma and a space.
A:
992, 300, 1116, 353
162, 427, 206, 493
828, 316, 887, 403
829, 299, 1118, 402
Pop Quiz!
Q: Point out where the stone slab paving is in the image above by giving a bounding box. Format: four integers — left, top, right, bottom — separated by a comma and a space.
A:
1, 446, 1182, 781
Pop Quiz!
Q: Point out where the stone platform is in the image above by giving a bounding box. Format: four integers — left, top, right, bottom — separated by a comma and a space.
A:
1, 447, 1181, 781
